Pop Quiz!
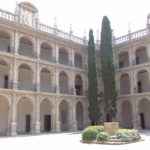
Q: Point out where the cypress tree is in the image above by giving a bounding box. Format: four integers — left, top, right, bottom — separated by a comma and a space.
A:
100, 16, 117, 121
88, 29, 100, 125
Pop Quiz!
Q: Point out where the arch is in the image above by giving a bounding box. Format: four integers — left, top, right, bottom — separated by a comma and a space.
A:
138, 99, 150, 129
121, 100, 133, 128
40, 42, 53, 62
76, 101, 84, 130
59, 100, 69, 131
118, 52, 129, 68
75, 75, 83, 95
0, 59, 10, 89
0, 30, 11, 53
74, 53, 83, 68
59, 71, 69, 94
40, 99, 52, 132
137, 70, 149, 93
0, 95, 9, 136
59, 48, 69, 65
17, 97, 33, 134
120, 73, 130, 95
40, 68, 52, 92
135, 46, 148, 65
19, 36, 34, 57
18, 64, 34, 91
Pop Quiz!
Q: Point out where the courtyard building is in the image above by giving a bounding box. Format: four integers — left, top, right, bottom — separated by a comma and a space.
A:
0, 2, 89, 136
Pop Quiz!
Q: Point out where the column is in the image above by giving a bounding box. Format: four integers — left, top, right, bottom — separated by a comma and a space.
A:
55, 44, 59, 64
70, 101, 77, 131
11, 94, 17, 136
34, 97, 40, 134
14, 31, 19, 55
70, 72, 75, 95
13, 60, 18, 90
70, 48, 74, 67
55, 69, 59, 94
55, 101, 61, 132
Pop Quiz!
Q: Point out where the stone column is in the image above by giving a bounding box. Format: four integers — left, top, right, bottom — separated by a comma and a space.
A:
55, 101, 61, 132
14, 31, 19, 55
55, 69, 59, 94
34, 97, 40, 134
70, 72, 75, 95
55, 44, 59, 64
13, 61, 18, 90
11, 94, 17, 136
70, 101, 77, 131
70, 49, 74, 67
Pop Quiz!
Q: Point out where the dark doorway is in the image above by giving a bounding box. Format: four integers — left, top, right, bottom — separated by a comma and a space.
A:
44, 115, 51, 132
106, 113, 112, 122
140, 113, 145, 129
138, 81, 142, 93
25, 114, 31, 133
4, 75, 8, 89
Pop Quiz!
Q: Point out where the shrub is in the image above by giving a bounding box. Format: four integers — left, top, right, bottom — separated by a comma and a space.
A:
82, 128, 99, 141
86, 126, 104, 132
115, 129, 141, 142
96, 132, 110, 142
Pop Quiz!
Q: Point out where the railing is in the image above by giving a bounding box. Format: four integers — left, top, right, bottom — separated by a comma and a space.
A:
115, 28, 149, 45
17, 82, 36, 91
40, 85, 56, 93
0, 8, 86, 45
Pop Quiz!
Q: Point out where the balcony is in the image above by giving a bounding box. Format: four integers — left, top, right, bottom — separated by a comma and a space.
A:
17, 82, 36, 91
40, 84, 56, 93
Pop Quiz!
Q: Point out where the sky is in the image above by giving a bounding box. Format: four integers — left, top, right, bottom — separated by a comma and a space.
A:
1, 0, 150, 39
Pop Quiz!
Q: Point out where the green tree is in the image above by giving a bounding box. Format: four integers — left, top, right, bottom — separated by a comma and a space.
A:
100, 16, 117, 121
88, 29, 101, 125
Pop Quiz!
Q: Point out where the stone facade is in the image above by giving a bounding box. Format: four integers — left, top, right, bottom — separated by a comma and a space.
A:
114, 14, 150, 130
0, 2, 89, 136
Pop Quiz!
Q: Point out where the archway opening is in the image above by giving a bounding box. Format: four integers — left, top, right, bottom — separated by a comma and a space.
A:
0, 31, 11, 53
17, 98, 33, 134
118, 52, 129, 68
75, 75, 83, 95
59, 71, 69, 94
40, 68, 52, 92
0, 96, 9, 136
137, 70, 149, 93
40, 43, 53, 62
59, 48, 69, 65
59, 100, 69, 131
74, 53, 82, 68
135, 46, 148, 65
76, 102, 84, 130
120, 74, 130, 95
18, 64, 34, 91
19, 37, 34, 57
121, 101, 133, 128
139, 99, 150, 129
40, 99, 52, 132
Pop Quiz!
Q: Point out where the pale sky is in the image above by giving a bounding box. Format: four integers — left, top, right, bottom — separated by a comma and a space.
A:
1, 0, 150, 39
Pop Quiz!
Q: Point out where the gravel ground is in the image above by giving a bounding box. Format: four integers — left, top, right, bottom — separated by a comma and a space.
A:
0, 131, 150, 150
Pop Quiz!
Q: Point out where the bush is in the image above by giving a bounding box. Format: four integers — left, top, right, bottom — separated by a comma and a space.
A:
96, 132, 110, 142
86, 126, 104, 132
82, 128, 99, 141
115, 129, 141, 142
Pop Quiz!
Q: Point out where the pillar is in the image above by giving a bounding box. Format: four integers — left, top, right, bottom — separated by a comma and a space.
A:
55, 44, 59, 64
11, 94, 17, 136
55, 101, 61, 132
55, 69, 59, 94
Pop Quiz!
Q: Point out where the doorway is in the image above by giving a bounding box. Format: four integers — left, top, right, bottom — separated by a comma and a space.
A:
44, 115, 51, 132
25, 114, 31, 133
140, 113, 145, 129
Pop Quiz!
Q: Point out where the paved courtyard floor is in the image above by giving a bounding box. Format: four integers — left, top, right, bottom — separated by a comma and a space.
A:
0, 131, 150, 150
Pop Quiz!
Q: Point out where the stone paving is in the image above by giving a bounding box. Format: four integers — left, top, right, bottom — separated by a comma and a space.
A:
0, 131, 150, 150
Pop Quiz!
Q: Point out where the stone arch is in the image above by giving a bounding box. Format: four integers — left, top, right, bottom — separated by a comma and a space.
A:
17, 97, 33, 134
137, 70, 149, 93
0, 59, 10, 89
59, 100, 69, 131
135, 46, 148, 65
74, 53, 82, 68
19, 36, 34, 57
118, 51, 129, 68
75, 74, 83, 95
120, 73, 130, 95
0, 95, 9, 136
40, 99, 52, 132
121, 100, 133, 128
0, 30, 11, 53
138, 99, 150, 129
59, 71, 69, 94
40, 68, 52, 92
18, 64, 34, 91
40, 42, 53, 62
76, 101, 84, 130
59, 48, 69, 65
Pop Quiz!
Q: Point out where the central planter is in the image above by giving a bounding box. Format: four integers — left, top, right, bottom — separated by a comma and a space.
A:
104, 122, 119, 135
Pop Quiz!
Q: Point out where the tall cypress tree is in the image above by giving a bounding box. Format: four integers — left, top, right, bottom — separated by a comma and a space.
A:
100, 16, 117, 121
88, 29, 100, 125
